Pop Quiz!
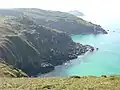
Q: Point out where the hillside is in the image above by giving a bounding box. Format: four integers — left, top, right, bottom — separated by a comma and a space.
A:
0, 15, 94, 76
0, 8, 117, 90
0, 8, 107, 35
1, 75, 120, 90
0, 8, 106, 77
0, 60, 28, 77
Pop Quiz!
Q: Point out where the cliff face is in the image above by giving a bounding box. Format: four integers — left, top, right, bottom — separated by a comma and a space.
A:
0, 16, 94, 76
0, 8, 107, 35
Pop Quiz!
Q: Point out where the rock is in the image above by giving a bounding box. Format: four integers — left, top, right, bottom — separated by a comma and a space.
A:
84, 45, 94, 52
70, 76, 81, 79
96, 48, 99, 50
40, 63, 55, 74
101, 75, 107, 78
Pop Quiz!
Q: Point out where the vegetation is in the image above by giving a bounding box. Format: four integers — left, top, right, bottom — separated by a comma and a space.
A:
0, 60, 28, 77
0, 8, 114, 90
0, 15, 94, 76
0, 75, 120, 90
0, 8, 106, 77
0, 8, 107, 35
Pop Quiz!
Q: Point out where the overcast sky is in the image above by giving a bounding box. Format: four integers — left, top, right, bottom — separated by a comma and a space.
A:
1, 0, 120, 29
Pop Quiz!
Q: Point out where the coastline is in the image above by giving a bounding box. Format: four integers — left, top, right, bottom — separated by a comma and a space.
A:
38, 47, 97, 77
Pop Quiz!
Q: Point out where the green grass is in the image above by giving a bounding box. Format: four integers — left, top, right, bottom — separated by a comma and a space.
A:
1, 75, 120, 90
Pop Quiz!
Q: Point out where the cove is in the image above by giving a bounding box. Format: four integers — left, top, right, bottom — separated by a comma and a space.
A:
40, 31, 120, 77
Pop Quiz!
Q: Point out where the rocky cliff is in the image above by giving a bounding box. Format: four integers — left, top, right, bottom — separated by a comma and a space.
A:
0, 15, 94, 76
0, 8, 107, 35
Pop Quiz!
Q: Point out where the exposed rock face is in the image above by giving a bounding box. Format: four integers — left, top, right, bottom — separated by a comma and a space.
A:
0, 16, 94, 76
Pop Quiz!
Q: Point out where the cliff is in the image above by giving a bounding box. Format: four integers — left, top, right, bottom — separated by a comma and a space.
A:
0, 15, 94, 76
0, 8, 107, 35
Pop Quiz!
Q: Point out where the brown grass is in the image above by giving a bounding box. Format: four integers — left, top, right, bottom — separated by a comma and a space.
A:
0, 75, 120, 90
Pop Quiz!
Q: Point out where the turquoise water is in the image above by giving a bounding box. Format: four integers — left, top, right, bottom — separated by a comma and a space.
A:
70, 31, 120, 76
41, 31, 120, 77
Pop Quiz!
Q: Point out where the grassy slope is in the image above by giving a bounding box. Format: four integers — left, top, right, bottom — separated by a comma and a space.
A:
0, 61, 28, 78
1, 76, 120, 90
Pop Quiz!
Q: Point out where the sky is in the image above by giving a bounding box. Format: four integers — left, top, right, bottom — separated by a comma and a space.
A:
0, 0, 120, 30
